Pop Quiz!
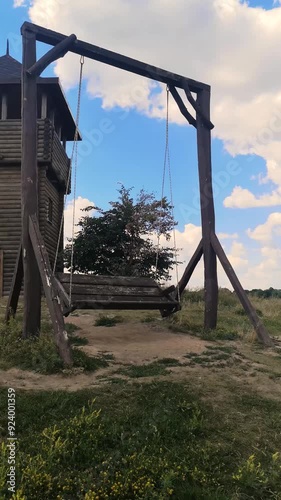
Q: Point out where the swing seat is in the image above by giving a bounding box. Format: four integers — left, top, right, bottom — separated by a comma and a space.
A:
56, 273, 180, 315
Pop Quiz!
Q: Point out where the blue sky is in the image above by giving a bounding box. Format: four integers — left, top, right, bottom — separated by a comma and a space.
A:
1, 0, 281, 289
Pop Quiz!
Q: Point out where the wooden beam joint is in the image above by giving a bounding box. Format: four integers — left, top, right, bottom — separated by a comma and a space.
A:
169, 86, 197, 128
27, 34, 77, 78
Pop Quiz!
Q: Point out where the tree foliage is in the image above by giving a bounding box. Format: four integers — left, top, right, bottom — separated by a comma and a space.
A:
64, 186, 178, 281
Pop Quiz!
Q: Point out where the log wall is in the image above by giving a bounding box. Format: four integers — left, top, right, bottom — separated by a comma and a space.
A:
0, 166, 64, 295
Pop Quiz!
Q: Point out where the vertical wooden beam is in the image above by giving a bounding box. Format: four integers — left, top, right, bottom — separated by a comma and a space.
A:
196, 89, 218, 329
50, 108, 55, 126
0, 250, 3, 298
1, 94, 7, 120
41, 93, 47, 118
21, 27, 41, 337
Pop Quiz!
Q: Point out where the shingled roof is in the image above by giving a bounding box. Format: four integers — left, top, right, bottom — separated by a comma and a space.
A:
0, 50, 80, 140
0, 54, 22, 80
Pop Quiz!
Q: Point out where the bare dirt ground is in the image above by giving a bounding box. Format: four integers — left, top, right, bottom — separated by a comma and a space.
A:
1, 312, 281, 398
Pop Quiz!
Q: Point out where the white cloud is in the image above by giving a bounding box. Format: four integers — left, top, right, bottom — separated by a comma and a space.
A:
247, 212, 281, 243
64, 196, 95, 246
217, 232, 239, 239
15, 0, 281, 208
224, 186, 281, 208
13, 0, 25, 6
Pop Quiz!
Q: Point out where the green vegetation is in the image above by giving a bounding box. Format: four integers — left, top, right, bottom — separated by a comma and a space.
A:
94, 314, 124, 327
0, 292, 281, 498
116, 358, 182, 378
167, 288, 281, 340
246, 286, 281, 299
64, 186, 177, 281
0, 319, 108, 374
1, 382, 281, 499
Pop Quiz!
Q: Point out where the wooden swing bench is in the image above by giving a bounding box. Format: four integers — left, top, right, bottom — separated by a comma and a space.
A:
55, 273, 180, 316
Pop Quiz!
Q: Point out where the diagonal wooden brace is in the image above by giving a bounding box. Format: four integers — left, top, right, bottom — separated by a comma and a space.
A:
27, 34, 77, 78
210, 232, 274, 347
169, 86, 197, 128
183, 83, 214, 130
29, 215, 73, 365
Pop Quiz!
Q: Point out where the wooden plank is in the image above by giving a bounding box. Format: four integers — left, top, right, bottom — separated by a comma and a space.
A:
21, 28, 42, 337
71, 294, 176, 303
5, 245, 23, 321
53, 276, 73, 317
211, 232, 274, 347
196, 89, 218, 330
0, 250, 3, 298
57, 273, 159, 288
62, 283, 163, 297
72, 298, 177, 311
29, 215, 73, 365
22, 22, 210, 93
178, 239, 203, 295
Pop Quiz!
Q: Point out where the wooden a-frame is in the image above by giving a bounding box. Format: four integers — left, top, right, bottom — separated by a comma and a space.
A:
6, 22, 274, 363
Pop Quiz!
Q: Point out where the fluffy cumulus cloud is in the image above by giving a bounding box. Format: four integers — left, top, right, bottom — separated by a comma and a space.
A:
247, 212, 281, 243
15, 0, 281, 288
17, 0, 281, 208
224, 186, 281, 208
64, 196, 95, 246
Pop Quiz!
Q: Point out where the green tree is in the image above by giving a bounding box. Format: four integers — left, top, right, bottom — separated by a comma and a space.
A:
64, 186, 178, 281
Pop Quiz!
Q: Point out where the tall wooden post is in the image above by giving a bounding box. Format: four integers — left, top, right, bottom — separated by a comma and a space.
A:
21, 27, 41, 337
196, 89, 218, 329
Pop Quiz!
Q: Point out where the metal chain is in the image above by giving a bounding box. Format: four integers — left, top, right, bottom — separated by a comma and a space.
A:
155, 86, 169, 278
155, 86, 180, 302
53, 56, 84, 306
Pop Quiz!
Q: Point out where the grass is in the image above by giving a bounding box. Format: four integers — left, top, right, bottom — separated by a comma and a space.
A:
1, 381, 281, 499
0, 292, 281, 498
165, 288, 281, 341
0, 319, 108, 374
94, 314, 124, 327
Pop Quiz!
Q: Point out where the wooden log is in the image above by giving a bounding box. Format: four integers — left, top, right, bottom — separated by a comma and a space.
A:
21, 27, 42, 337
178, 239, 203, 295
5, 246, 23, 322
0, 250, 3, 298
169, 86, 197, 128
210, 232, 274, 347
27, 34, 77, 77
29, 215, 73, 365
196, 89, 218, 329
22, 22, 209, 93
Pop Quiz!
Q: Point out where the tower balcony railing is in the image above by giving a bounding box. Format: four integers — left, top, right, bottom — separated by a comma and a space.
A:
0, 118, 70, 190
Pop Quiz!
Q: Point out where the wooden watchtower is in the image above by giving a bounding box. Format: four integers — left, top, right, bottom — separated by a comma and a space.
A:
0, 44, 78, 296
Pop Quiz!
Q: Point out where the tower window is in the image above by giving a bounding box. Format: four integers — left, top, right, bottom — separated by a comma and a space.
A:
47, 198, 53, 224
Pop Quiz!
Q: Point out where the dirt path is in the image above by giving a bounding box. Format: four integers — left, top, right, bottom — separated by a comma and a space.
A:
1, 313, 281, 398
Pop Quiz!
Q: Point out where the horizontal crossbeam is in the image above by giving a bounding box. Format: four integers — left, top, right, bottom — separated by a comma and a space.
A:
21, 22, 210, 94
